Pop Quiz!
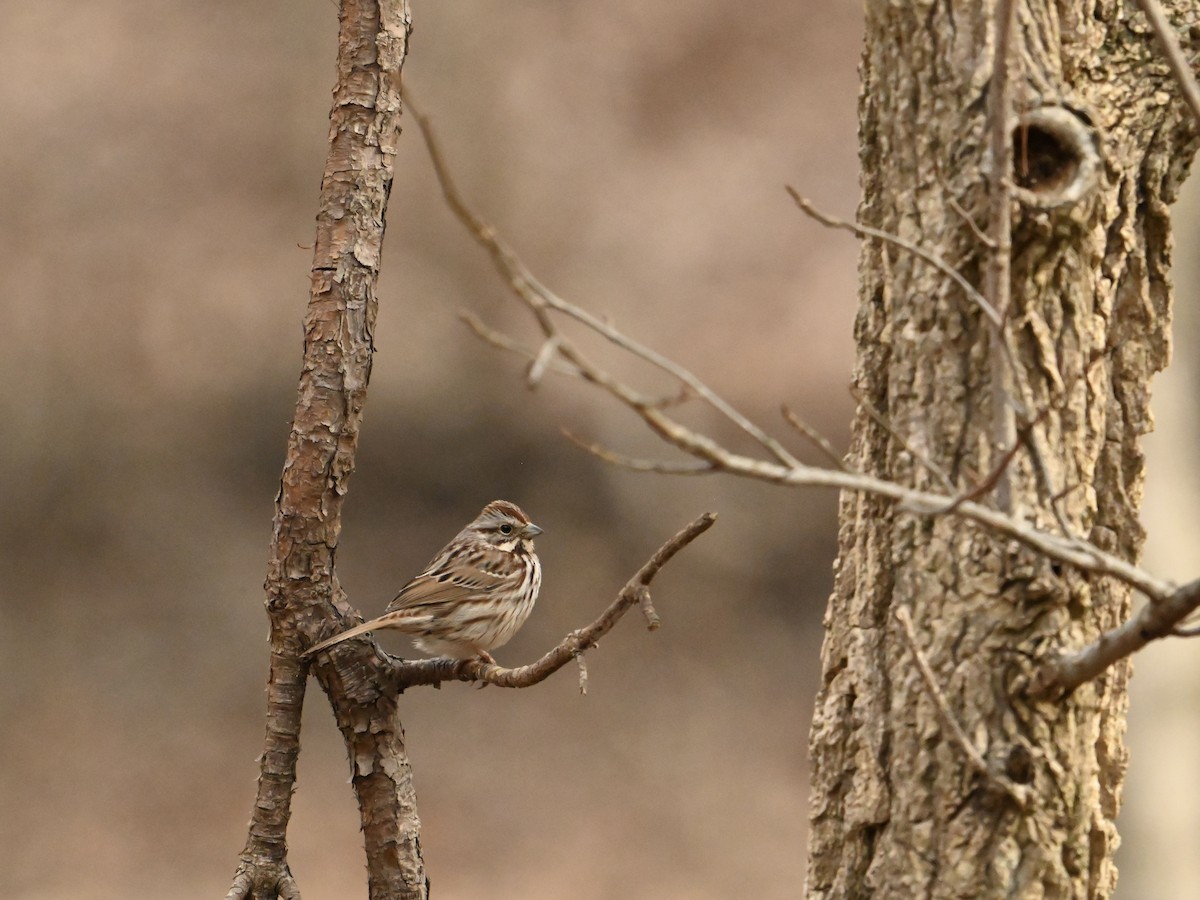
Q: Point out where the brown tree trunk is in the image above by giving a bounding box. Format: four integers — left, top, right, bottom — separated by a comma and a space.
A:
806, 3, 1197, 898
227, 2, 424, 898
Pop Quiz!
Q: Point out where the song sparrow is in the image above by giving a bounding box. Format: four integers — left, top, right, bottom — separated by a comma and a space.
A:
304, 500, 543, 663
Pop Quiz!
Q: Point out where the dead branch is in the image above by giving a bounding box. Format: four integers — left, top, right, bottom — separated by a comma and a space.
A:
781, 404, 849, 472
786, 188, 1002, 327
412, 90, 1197, 721
391, 513, 716, 690
407, 91, 803, 472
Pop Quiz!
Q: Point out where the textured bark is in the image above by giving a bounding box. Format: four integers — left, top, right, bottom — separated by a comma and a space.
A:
228, 2, 423, 899
806, 3, 1197, 899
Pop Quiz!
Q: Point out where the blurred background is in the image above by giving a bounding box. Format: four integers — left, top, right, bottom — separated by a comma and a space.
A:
0, 2, 1195, 897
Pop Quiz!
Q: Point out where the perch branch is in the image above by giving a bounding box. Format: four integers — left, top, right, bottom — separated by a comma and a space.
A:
393, 513, 716, 690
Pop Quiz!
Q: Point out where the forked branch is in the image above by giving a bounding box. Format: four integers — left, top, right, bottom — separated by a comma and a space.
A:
408, 94, 1200, 700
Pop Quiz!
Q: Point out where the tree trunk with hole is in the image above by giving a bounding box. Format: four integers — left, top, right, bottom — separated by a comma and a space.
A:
805, 4, 1197, 898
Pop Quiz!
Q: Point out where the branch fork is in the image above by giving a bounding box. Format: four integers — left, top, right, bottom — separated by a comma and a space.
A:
407, 85, 1200, 711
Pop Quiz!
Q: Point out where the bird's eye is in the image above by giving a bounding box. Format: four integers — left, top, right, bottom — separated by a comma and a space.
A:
499, 523, 514, 535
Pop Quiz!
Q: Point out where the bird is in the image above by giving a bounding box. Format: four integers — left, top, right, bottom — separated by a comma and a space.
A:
304, 500, 543, 663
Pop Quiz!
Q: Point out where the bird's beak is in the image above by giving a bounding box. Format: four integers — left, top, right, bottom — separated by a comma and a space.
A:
523, 523, 544, 538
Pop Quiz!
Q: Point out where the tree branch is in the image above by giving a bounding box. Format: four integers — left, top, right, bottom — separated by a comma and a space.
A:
786, 188, 1002, 327
406, 93, 803, 471
409, 89, 1199, 728
1033, 577, 1200, 698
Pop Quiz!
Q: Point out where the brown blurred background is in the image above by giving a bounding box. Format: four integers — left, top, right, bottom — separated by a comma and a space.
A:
0, 2, 1195, 897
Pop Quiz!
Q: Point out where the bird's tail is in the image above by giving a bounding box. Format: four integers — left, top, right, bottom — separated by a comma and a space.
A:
304, 620, 384, 657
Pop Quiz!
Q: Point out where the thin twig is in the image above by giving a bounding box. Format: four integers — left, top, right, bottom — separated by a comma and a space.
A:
406, 92, 802, 471
781, 404, 849, 471
950, 193, 997, 249
459, 253, 1172, 600
463, 266, 1172, 599
933, 403, 1052, 516
1135, 0, 1200, 130
894, 607, 1028, 806
639, 585, 662, 630
562, 430, 717, 474
461, 312, 585, 378
931, 435, 1023, 516
786, 187, 1003, 327
933, 160, 996, 249
851, 386, 957, 494
415, 92, 1190, 696
396, 513, 718, 690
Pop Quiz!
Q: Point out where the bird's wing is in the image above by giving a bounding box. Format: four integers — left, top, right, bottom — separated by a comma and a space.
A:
385, 546, 517, 612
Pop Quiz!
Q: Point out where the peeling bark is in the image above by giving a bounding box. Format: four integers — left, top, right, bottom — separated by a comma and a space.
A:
228, 2, 423, 898
806, 3, 1197, 898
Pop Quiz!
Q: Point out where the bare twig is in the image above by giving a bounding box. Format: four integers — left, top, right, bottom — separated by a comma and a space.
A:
932, 403, 1052, 516
930, 436, 1022, 516
1033, 577, 1200, 697
782, 404, 849, 472
786, 187, 1003, 327
949, 193, 997, 248
639, 585, 662, 630
407, 92, 802, 471
933, 160, 996, 248
457, 223, 1175, 605
461, 312, 584, 378
1134, 0, 1200, 130
851, 386, 956, 494
563, 429, 717, 475
415, 94, 1192, 699
452, 210, 1171, 599
395, 513, 717, 690
895, 607, 1028, 806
